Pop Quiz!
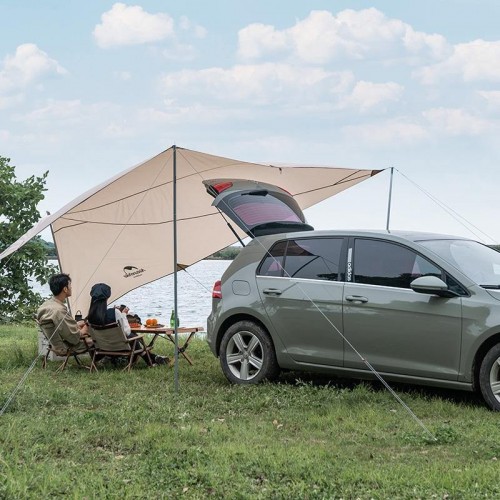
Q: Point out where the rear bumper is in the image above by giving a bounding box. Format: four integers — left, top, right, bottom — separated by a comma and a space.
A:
206, 312, 218, 356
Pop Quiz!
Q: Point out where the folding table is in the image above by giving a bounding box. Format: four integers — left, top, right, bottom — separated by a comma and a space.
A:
130, 325, 204, 366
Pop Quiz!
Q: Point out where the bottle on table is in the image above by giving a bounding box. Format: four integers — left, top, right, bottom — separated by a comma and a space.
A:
170, 309, 179, 328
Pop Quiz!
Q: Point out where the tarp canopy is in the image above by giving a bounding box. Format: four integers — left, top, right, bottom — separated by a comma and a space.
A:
0, 147, 382, 314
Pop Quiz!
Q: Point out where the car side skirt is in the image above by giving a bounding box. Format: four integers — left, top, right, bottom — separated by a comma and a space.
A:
282, 361, 474, 392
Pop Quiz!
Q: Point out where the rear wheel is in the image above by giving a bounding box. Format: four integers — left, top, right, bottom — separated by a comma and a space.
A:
479, 343, 500, 411
219, 320, 279, 384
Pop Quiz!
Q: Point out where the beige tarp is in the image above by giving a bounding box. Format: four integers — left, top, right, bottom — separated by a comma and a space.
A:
1, 147, 381, 314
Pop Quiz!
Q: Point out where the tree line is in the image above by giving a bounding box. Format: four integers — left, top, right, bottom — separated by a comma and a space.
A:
1, 156, 56, 322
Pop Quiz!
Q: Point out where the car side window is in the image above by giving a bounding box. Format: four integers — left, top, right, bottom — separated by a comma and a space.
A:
353, 239, 442, 289
257, 241, 287, 277
283, 238, 343, 281
445, 274, 468, 296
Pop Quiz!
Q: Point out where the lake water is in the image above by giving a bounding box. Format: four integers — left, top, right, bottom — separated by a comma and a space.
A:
32, 260, 231, 331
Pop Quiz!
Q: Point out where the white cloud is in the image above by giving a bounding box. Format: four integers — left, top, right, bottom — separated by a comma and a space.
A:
158, 62, 403, 115
478, 90, 500, 109
0, 93, 23, 110
162, 43, 197, 62
343, 120, 428, 145
137, 104, 248, 125
159, 63, 354, 105
416, 40, 500, 84
0, 43, 66, 99
103, 121, 135, 138
17, 99, 84, 123
339, 81, 403, 112
238, 8, 450, 64
422, 107, 492, 135
179, 15, 207, 39
11, 99, 134, 145
238, 23, 288, 59
93, 3, 175, 48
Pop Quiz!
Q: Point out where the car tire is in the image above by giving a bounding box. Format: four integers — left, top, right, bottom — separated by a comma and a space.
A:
479, 343, 500, 411
219, 320, 279, 384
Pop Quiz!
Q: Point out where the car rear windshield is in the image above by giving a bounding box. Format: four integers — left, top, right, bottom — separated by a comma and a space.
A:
228, 194, 302, 228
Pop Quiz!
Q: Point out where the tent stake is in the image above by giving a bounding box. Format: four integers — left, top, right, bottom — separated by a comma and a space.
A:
173, 145, 179, 392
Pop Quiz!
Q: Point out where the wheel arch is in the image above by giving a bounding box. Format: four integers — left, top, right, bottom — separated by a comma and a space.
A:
215, 313, 273, 356
472, 332, 500, 391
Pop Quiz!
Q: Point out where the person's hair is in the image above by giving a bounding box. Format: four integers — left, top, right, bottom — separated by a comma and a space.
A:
49, 273, 71, 296
119, 304, 127, 312
87, 297, 107, 326
88, 283, 113, 326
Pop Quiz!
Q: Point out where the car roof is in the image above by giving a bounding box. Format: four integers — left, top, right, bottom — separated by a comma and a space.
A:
255, 228, 473, 244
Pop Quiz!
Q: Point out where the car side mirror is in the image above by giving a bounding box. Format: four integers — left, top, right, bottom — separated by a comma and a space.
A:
410, 276, 458, 298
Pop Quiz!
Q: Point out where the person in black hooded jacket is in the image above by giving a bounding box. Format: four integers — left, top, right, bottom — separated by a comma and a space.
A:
87, 283, 167, 366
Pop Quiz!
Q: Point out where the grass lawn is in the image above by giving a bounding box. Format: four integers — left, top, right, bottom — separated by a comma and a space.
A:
1, 324, 499, 499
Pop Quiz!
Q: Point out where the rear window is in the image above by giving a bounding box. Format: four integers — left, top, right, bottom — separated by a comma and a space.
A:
228, 194, 302, 228
258, 241, 287, 277
258, 238, 344, 281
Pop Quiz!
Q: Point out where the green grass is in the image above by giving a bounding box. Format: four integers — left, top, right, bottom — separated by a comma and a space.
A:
1, 325, 500, 499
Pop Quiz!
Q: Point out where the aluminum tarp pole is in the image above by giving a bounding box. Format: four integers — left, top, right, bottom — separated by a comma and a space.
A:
386, 167, 394, 231
173, 145, 179, 392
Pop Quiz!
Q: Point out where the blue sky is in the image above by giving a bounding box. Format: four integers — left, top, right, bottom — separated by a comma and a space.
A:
1, 1, 500, 242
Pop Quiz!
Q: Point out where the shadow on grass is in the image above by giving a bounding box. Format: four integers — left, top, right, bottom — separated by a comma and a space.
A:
277, 369, 485, 410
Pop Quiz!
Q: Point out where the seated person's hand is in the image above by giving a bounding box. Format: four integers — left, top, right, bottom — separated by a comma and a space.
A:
78, 321, 89, 337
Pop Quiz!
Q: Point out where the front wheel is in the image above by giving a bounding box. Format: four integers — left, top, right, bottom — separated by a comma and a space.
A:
219, 320, 279, 384
479, 343, 500, 411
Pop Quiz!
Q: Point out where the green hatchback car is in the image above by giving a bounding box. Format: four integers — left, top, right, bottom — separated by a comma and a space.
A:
205, 179, 500, 410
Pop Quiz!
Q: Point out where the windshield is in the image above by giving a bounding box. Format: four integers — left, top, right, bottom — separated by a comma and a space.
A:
419, 239, 500, 287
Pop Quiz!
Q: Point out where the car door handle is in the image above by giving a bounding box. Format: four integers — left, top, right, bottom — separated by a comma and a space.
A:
345, 295, 368, 303
263, 288, 282, 296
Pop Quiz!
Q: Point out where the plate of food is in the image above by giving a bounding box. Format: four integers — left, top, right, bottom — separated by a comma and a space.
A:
129, 322, 141, 328
144, 323, 165, 329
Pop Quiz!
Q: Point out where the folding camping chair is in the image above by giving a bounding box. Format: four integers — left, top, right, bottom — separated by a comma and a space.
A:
88, 323, 153, 372
35, 318, 91, 372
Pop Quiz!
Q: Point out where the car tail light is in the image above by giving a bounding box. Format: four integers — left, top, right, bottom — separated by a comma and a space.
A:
212, 182, 233, 194
212, 280, 222, 299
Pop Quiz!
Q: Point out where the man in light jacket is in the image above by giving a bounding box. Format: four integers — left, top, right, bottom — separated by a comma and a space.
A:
37, 273, 92, 355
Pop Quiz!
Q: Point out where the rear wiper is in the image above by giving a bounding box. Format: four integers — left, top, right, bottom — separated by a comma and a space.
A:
480, 284, 500, 289
246, 190, 268, 197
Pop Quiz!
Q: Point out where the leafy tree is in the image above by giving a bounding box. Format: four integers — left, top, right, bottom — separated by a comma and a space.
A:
0, 156, 56, 323
207, 246, 242, 260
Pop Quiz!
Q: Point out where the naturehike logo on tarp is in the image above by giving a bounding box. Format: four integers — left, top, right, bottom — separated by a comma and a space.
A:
123, 265, 145, 278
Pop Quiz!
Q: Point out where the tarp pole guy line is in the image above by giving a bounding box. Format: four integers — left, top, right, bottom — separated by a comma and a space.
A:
0, 311, 73, 417
0, 355, 42, 417
230, 228, 437, 441
386, 166, 394, 231
201, 169, 437, 442
1, 157, 172, 415
396, 169, 497, 244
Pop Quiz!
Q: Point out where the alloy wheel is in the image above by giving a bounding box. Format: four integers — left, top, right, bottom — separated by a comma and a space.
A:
489, 356, 500, 404
225, 331, 263, 381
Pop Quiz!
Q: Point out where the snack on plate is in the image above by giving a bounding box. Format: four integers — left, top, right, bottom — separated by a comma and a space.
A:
145, 318, 158, 327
